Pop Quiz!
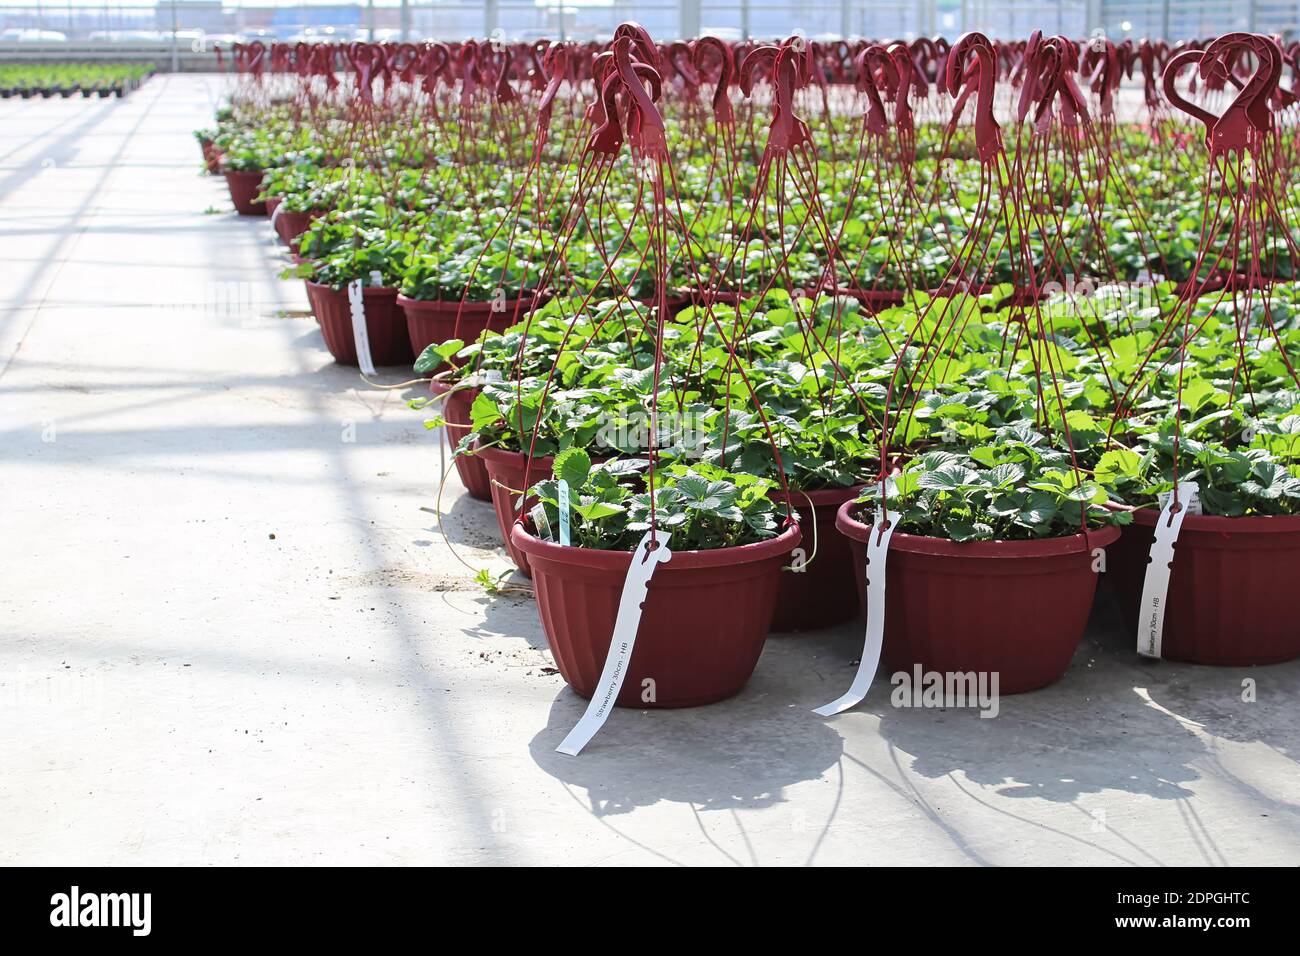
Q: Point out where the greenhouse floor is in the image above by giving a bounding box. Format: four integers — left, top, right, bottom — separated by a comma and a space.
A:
2, 74, 1299, 867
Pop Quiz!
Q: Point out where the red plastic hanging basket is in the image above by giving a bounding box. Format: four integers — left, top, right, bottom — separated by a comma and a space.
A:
275, 209, 321, 253
304, 281, 414, 367
1095, 36, 1300, 667
769, 485, 863, 631
428, 380, 491, 501
512, 522, 801, 707
475, 444, 554, 576
200, 138, 221, 174
1105, 510, 1300, 665
223, 169, 267, 216
837, 501, 1120, 693
399, 294, 545, 363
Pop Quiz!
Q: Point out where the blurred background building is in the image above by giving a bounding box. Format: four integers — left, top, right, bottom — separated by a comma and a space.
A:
1, 1, 1297, 57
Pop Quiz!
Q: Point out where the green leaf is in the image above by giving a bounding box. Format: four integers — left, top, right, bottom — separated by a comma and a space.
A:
573, 500, 623, 521
988, 462, 1026, 487
919, 463, 978, 491
469, 392, 504, 431
1095, 448, 1142, 485
553, 447, 592, 490
1063, 480, 1105, 504
1179, 377, 1220, 415
415, 344, 448, 374
1017, 491, 1059, 527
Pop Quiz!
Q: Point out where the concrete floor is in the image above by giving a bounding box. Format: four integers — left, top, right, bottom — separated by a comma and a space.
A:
2, 75, 1299, 866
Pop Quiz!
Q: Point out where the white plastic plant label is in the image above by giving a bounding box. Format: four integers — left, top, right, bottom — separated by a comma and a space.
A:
558, 479, 571, 547
1157, 488, 1202, 515
556, 531, 672, 756
346, 279, 376, 377
814, 515, 896, 717
530, 503, 552, 541
268, 200, 284, 240
1136, 481, 1199, 660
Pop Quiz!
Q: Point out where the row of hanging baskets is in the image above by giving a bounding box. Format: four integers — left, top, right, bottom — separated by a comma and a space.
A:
204, 28, 1300, 748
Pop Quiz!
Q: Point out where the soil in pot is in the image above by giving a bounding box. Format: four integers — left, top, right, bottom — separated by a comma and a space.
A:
769, 485, 864, 631
399, 294, 543, 365
429, 381, 491, 501
512, 523, 801, 707
836, 501, 1121, 694
476, 444, 555, 576
224, 170, 267, 216
1106, 510, 1300, 665
304, 281, 414, 367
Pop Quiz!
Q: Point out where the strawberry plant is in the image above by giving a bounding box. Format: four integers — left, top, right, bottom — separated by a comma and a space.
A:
853, 428, 1127, 542
527, 452, 782, 551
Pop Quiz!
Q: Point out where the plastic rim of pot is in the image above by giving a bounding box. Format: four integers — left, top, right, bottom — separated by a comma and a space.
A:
1106, 509, 1300, 665
304, 281, 414, 367
428, 380, 491, 502
836, 499, 1121, 694
512, 522, 801, 707
769, 484, 865, 632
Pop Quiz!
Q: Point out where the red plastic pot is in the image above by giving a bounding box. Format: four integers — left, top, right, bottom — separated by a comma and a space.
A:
689, 290, 751, 310
512, 523, 801, 707
836, 501, 1120, 694
1169, 272, 1272, 298
200, 138, 221, 174
275, 209, 321, 253
1106, 510, 1300, 665
928, 283, 1043, 305
845, 288, 908, 310
399, 294, 543, 364
304, 281, 414, 367
224, 170, 267, 216
769, 485, 864, 631
429, 380, 490, 501
476, 444, 555, 576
